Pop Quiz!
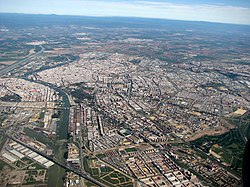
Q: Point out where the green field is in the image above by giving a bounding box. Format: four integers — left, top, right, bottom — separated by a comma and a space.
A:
83, 157, 133, 187
124, 147, 137, 153
96, 154, 106, 159
239, 120, 250, 141
228, 113, 250, 142
191, 129, 245, 172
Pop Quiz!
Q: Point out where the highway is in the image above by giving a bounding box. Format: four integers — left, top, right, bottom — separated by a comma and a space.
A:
10, 78, 107, 186
0, 45, 44, 77
7, 134, 108, 187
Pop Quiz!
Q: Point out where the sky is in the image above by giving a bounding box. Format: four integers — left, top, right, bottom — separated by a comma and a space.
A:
1, 0, 250, 25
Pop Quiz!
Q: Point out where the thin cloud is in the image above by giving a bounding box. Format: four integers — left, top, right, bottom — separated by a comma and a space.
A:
0, 0, 250, 25
121, 1, 250, 24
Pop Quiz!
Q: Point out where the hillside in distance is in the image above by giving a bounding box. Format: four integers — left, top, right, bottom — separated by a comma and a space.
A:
1, 13, 250, 33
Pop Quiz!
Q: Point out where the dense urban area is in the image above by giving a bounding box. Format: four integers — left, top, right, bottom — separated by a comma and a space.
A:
0, 13, 250, 187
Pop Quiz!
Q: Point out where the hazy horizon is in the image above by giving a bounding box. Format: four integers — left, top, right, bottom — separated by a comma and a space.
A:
1, 0, 250, 25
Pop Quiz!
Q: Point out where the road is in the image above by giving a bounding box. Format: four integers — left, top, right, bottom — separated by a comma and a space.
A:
78, 104, 85, 173
0, 45, 45, 77
12, 78, 108, 186
7, 134, 108, 187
